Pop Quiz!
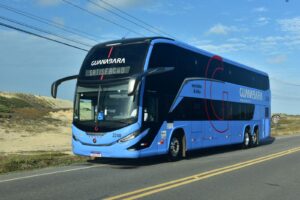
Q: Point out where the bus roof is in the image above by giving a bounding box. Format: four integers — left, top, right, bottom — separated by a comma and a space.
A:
93, 37, 174, 48
92, 37, 268, 77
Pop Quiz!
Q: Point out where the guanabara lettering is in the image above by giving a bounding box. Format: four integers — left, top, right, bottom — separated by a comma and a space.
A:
239, 88, 263, 101
91, 58, 126, 66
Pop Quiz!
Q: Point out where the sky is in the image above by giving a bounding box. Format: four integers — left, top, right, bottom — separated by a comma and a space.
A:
0, 0, 300, 114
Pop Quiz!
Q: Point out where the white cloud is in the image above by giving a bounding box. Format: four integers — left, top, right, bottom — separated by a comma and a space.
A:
36, 0, 61, 6
267, 55, 287, 64
85, 0, 191, 16
226, 38, 242, 43
198, 43, 248, 53
278, 17, 300, 34
207, 24, 241, 35
190, 38, 248, 53
188, 33, 300, 55
253, 7, 268, 12
99, 0, 143, 8
142, 1, 193, 16
257, 17, 270, 26
86, 0, 150, 12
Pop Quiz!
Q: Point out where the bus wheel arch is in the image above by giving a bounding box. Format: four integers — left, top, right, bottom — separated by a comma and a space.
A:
168, 128, 186, 161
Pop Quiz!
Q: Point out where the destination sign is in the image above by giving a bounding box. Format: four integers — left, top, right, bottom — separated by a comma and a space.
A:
85, 66, 130, 77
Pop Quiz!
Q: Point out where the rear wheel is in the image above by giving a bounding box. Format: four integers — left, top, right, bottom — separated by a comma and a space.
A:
242, 129, 251, 149
168, 134, 182, 161
251, 128, 259, 147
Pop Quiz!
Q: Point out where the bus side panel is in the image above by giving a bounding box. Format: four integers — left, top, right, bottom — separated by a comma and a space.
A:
230, 121, 244, 144
139, 121, 192, 157
190, 121, 203, 149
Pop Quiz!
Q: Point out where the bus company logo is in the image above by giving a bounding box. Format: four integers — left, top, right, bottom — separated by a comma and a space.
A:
91, 58, 125, 66
239, 88, 263, 101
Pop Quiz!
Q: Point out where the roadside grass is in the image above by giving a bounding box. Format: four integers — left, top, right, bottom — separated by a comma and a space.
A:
272, 114, 300, 136
0, 95, 34, 113
0, 152, 87, 174
0, 92, 72, 133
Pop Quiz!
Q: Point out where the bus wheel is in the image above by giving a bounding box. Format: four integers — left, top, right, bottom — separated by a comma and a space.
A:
168, 134, 182, 161
242, 129, 251, 149
251, 128, 259, 147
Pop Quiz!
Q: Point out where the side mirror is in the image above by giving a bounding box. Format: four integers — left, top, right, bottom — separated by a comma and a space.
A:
51, 75, 78, 98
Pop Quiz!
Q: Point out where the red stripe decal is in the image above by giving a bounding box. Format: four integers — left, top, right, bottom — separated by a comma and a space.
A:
108, 46, 114, 58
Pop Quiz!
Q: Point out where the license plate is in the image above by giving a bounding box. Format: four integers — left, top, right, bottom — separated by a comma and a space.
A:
90, 152, 102, 157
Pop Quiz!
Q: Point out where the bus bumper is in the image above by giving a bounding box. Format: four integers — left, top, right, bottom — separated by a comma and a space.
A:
72, 139, 143, 158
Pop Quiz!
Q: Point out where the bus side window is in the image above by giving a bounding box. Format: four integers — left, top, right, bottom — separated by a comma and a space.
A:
265, 107, 269, 118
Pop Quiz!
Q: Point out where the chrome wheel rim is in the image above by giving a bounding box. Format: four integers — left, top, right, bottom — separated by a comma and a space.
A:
253, 133, 257, 144
245, 132, 250, 147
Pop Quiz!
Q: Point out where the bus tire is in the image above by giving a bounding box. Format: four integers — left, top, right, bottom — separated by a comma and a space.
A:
251, 128, 260, 147
242, 128, 251, 149
168, 134, 182, 161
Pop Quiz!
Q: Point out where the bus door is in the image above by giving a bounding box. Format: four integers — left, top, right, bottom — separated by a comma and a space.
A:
144, 91, 174, 151
263, 106, 270, 138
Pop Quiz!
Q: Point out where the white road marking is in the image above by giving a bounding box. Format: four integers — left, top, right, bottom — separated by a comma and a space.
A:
0, 164, 105, 183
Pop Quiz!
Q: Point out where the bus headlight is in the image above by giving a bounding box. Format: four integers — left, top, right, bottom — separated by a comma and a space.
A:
118, 130, 140, 143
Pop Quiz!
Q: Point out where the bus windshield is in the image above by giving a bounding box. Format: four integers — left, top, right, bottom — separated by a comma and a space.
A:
74, 80, 139, 132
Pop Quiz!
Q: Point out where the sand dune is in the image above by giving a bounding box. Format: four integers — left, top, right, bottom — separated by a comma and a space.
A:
0, 92, 73, 154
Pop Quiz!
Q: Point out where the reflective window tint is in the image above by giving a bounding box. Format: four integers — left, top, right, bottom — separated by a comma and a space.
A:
149, 43, 270, 91
169, 97, 254, 121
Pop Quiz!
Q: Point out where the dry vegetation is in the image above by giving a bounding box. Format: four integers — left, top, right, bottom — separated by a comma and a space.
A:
0, 92, 86, 173
0, 92, 74, 153
0, 152, 86, 174
271, 114, 300, 136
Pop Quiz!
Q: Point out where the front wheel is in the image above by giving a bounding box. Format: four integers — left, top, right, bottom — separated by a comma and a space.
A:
168, 135, 182, 161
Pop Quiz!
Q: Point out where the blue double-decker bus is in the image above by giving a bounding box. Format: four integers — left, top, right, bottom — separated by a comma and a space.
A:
51, 37, 271, 160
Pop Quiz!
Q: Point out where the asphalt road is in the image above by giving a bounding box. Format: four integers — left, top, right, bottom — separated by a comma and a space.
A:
1, 135, 300, 200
